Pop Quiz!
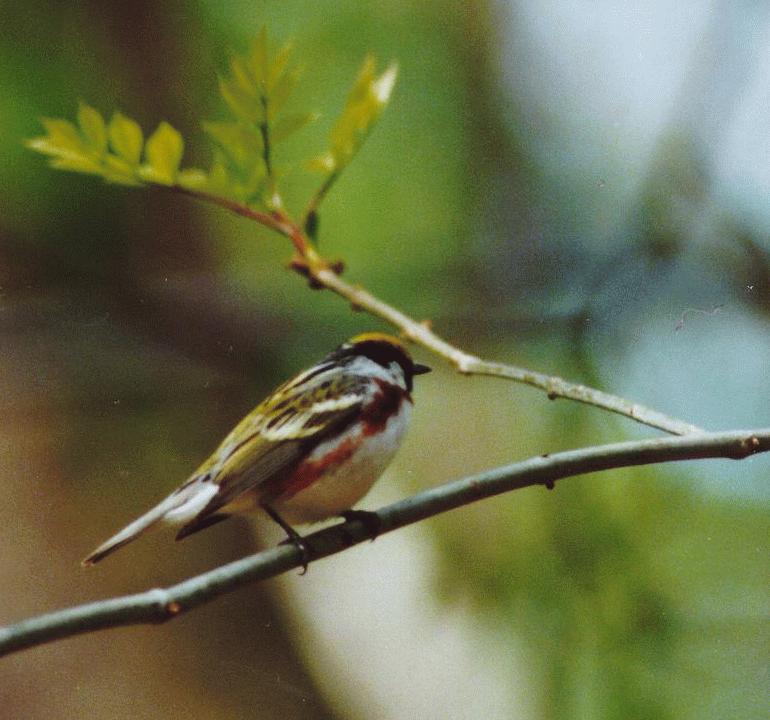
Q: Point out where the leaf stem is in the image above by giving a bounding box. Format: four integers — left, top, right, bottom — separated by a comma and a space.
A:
259, 113, 272, 179
303, 169, 339, 233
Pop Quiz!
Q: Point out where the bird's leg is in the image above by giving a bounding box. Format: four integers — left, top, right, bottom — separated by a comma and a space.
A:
263, 504, 310, 574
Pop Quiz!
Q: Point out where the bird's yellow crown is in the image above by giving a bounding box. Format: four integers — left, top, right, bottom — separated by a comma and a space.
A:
347, 332, 406, 349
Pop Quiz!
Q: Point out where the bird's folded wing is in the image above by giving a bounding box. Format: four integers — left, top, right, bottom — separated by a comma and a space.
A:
176, 398, 363, 537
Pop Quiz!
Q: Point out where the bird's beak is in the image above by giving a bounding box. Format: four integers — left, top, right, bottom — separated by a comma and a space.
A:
413, 363, 432, 376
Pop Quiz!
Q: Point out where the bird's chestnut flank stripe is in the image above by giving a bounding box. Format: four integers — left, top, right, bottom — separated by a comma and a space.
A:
276, 436, 362, 499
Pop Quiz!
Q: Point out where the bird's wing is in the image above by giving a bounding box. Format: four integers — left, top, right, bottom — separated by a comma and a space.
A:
175, 390, 364, 539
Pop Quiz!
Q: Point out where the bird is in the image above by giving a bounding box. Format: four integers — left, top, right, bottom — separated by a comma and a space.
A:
82, 332, 431, 566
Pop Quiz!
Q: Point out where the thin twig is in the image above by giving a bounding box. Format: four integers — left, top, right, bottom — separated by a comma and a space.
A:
171, 187, 309, 255
1, 428, 766, 657
175, 188, 702, 436
314, 268, 702, 435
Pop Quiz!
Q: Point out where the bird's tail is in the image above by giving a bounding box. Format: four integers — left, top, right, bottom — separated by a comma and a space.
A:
82, 475, 222, 566
81, 493, 182, 566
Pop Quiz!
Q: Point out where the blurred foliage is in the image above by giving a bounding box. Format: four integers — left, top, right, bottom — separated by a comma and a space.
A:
3, 2, 769, 720
27, 107, 192, 187
26, 29, 396, 219
435, 429, 768, 719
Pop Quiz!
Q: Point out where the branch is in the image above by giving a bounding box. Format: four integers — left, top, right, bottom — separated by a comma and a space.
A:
178, 190, 701, 436
312, 268, 702, 435
2, 428, 766, 658
171, 187, 309, 255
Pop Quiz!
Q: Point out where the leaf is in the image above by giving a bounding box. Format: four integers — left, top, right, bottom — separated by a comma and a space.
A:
271, 111, 318, 144
371, 62, 398, 106
221, 31, 302, 124
347, 55, 377, 106
268, 67, 301, 120
143, 121, 184, 184
27, 114, 109, 178
212, 142, 266, 203
25, 118, 87, 158
102, 154, 141, 185
77, 102, 107, 155
241, 162, 268, 201
266, 41, 294, 94
247, 26, 269, 88
307, 151, 336, 174
328, 57, 398, 168
204, 156, 234, 197
177, 168, 209, 191
50, 155, 103, 175
219, 77, 263, 123
229, 55, 258, 97
203, 120, 263, 171
28, 109, 198, 192
108, 112, 143, 165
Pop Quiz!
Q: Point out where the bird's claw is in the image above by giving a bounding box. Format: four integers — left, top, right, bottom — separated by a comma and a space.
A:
279, 534, 310, 574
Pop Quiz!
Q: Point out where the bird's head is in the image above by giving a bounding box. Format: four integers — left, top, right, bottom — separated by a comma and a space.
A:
332, 332, 431, 392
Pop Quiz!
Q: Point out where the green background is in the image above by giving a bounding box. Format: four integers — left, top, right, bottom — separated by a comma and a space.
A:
1, 2, 768, 719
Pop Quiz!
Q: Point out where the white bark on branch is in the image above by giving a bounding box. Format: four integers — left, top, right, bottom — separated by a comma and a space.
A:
1, 427, 766, 658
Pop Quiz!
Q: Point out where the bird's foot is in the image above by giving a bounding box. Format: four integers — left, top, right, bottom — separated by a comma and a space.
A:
279, 531, 310, 575
340, 509, 382, 541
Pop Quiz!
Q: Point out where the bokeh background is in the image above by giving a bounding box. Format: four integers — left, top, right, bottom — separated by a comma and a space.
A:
2, 1, 768, 718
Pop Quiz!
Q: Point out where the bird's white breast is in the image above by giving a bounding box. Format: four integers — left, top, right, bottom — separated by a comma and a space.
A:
274, 399, 412, 524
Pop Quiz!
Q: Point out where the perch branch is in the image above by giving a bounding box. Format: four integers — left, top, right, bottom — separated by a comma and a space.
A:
1, 427, 766, 657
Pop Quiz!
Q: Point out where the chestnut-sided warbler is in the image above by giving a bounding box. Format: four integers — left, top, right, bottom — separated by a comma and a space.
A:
83, 332, 430, 565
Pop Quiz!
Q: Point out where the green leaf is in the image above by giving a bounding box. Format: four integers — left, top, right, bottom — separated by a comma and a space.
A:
77, 102, 107, 155
266, 41, 294, 94
177, 168, 208, 191
50, 155, 103, 175
102, 154, 141, 185
26, 118, 87, 158
268, 67, 301, 120
248, 26, 269, 88
307, 151, 336, 174
240, 162, 268, 201
229, 55, 258, 97
143, 121, 184, 184
219, 77, 264, 123
371, 62, 398, 107
204, 156, 235, 197
328, 57, 398, 168
108, 112, 143, 165
27, 114, 110, 178
203, 120, 263, 171
347, 55, 377, 105
271, 111, 317, 144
